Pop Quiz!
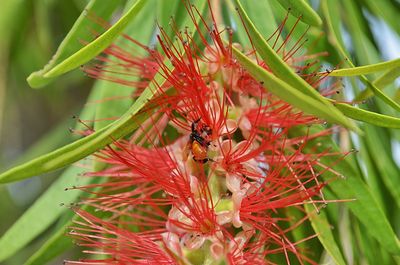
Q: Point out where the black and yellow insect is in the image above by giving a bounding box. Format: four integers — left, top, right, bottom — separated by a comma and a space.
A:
188, 118, 212, 163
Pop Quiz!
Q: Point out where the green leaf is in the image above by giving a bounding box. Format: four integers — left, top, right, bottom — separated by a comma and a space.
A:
354, 137, 387, 211
276, 0, 322, 26
363, 125, 400, 209
0, 0, 212, 184
320, 0, 348, 58
20, 0, 160, 258
0, 88, 150, 184
24, 217, 73, 265
19, 2, 208, 263
27, 0, 123, 88
27, 0, 145, 88
353, 218, 395, 265
235, 0, 320, 102
360, 75, 400, 113
23, 188, 109, 265
3, 119, 73, 170
329, 58, 400, 77
269, 0, 311, 41
0, 79, 113, 263
73, 0, 157, 131
226, 0, 280, 48
91, 0, 157, 168
240, 0, 278, 39
356, 67, 400, 101
322, 0, 400, 113
333, 102, 400, 128
231, 45, 360, 132
157, 0, 180, 39
294, 125, 400, 255
19, 4, 158, 261
72, 77, 111, 131
0, 108, 89, 262
0, 165, 89, 262
233, 0, 357, 131
305, 204, 347, 265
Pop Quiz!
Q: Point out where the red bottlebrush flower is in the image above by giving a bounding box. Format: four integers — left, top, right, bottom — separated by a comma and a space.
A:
66, 2, 347, 265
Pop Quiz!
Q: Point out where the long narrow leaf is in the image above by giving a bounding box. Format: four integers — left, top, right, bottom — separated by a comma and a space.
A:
26, 0, 123, 88
0, 86, 150, 184
276, 0, 322, 26
333, 102, 400, 128
364, 125, 400, 208
305, 204, 347, 265
357, 67, 400, 101
24, 218, 73, 265
0, 166, 89, 261
231, 45, 360, 132
322, 0, 400, 113
329, 58, 400, 77
27, 0, 145, 88
294, 125, 400, 254
15, 2, 208, 264
234, 0, 356, 131
0, 0, 212, 184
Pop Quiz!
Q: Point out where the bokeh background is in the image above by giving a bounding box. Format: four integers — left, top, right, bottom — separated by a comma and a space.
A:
1, 1, 92, 264
0, 0, 399, 264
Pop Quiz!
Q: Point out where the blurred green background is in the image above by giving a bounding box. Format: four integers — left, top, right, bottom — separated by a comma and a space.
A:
0, 0, 399, 264
0, 1, 92, 264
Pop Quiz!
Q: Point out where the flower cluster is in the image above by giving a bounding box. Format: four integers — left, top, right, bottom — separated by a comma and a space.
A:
66, 3, 342, 265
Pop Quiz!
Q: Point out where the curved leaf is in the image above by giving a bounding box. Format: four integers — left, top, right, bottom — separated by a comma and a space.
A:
15, 2, 208, 264
0, 166, 88, 262
0, 0, 208, 183
320, 0, 348, 58
24, 220, 73, 265
364, 125, 400, 209
231, 44, 360, 132
27, 0, 146, 88
26, 0, 123, 88
0, 75, 124, 263
333, 102, 400, 128
0, 87, 151, 184
305, 204, 347, 265
240, 0, 278, 39
360, 76, 400, 112
356, 64, 400, 101
322, 0, 400, 113
3, 1, 159, 262
330, 58, 400, 77
276, 0, 322, 27
293, 125, 400, 255
234, 0, 356, 131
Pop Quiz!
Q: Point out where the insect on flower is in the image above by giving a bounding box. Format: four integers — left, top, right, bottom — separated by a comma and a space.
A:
187, 118, 213, 163
63, 1, 350, 264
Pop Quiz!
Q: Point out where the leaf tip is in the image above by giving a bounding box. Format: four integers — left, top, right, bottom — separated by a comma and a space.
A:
27, 72, 50, 89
